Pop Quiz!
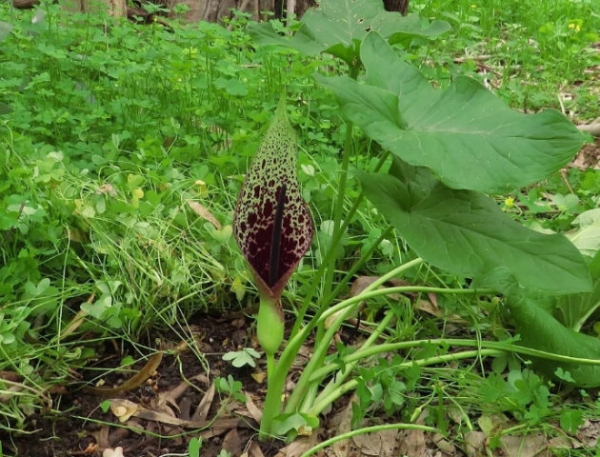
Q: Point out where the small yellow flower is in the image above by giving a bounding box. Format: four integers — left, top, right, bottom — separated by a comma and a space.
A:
568, 22, 581, 32
504, 197, 515, 208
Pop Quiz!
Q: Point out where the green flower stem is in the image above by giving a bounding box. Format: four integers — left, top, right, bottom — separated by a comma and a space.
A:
308, 349, 503, 417
286, 300, 358, 414
256, 297, 284, 440
300, 423, 438, 457
259, 361, 282, 440
259, 316, 317, 437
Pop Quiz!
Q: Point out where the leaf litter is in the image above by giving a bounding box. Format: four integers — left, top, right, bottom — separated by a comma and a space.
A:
6, 313, 600, 456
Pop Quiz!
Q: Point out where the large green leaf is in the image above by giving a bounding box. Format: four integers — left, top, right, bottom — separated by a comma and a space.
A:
568, 208, 600, 258
248, 0, 449, 65
542, 251, 600, 332
507, 296, 600, 387
359, 157, 591, 295
318, 32, 584, 194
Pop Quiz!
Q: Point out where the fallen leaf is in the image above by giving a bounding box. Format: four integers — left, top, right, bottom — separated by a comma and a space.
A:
245, 440, 266, 457
464, 431, 487, 457
192, 382, 215, 422
245, 392, 263, 423
276, 434, 320, 457
102, 447, 124, 457
577, 419, 600, 447
432, 432, 456, 454
111, 399, 139, 423
186, 200, 221, 229
109, 398, 240, 430
330, 401, 353, 457
500, 434, 551, 457
222, 428, 242, 456
396, 429, 426, 457
251, 370, 267, 384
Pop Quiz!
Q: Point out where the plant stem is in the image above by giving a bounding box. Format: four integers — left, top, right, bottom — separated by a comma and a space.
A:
307, 336, 600, 385
322, 118, 354, 295
319, 284, 495, 324
313, 310, 395, 407
300, 423, 437, 457
290, 151, 392, 338
259, 356, 280, 440
308, 349, 503, 416
285, 259, 426, 413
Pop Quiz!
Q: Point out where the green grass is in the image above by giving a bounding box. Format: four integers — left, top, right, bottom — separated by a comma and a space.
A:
1, 0, 600, 453
415, 0, 600, 118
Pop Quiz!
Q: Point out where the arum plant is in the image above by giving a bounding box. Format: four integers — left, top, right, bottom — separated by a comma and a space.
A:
233, 97, 313, 438
235, 0, 600, 444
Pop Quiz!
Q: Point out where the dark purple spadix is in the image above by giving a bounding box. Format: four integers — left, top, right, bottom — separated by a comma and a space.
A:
233, 99, 313, 302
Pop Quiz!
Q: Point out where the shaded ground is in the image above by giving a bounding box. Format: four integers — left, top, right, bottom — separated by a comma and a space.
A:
3, 314, 281, 457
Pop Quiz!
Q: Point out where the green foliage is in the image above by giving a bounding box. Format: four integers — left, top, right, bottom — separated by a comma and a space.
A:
0, 0, 599, 450
216, 375, 247, 403
243, 0, 599, 444
318, 32, 584, 194
222, 347, 261, 368
360, 156, 590, 295
249, 0, 449, 66
188, 437, 203, 457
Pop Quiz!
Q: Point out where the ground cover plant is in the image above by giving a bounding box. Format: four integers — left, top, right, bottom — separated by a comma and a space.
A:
1, 0, 600, 455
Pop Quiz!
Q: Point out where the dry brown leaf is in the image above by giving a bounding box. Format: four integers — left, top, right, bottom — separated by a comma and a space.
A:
464, 431, 487, 457
396, 429, 426, 457
577, 419, 600, 447
192, 382, 216, 422
276, 434, 320, 457
547, 436, 572, 451
500, 434, 550, 457
157, 373, 209, 417
91, 426, 111, 449
330, 401, 353, 457
186, 200, 221, 229
432, 432, 456, 455
111, 399, 139, 423
377, 429, 398, 456
244, 441, 266, 457
353, 430, 399, 456
252, 370, 267, 384
222, 428, 243, 456
245, 392, 263, 423
109, 398, 240, 430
